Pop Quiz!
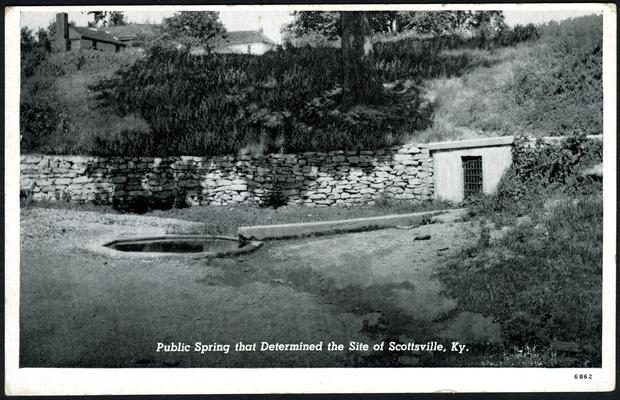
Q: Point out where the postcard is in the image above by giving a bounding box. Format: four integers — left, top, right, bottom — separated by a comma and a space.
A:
5, 2, 616, 395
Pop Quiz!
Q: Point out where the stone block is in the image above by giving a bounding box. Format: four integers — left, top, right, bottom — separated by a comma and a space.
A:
178, 180, 199, 188
54, 178, 72, 185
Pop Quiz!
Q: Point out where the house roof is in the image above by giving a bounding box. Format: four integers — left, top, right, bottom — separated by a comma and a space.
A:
104, 24, 156, 41
213, 30, 276, 47
71, 26, 125, 45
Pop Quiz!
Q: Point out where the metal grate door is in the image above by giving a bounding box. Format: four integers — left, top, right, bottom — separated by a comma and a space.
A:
462, 156, 483, 199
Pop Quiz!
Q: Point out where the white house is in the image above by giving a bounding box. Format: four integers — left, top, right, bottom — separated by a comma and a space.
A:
212, 29, 277, 55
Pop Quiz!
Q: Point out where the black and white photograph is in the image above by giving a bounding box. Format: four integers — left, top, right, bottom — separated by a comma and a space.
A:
5, 3, 616, 395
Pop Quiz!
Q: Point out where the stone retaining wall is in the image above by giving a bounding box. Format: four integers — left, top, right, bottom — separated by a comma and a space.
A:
20, 144, 434, 208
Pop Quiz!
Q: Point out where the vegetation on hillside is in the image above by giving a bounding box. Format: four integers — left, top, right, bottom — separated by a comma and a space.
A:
20, 14, 602, 155
20, 50, 144, 153
420, 15, 602, 141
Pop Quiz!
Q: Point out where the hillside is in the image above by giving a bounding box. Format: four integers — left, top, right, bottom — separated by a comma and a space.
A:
415, 15, 603, 142
20, 14, 603, 155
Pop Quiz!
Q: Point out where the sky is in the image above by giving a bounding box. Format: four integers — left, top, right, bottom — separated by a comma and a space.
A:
20, 8, 602, 44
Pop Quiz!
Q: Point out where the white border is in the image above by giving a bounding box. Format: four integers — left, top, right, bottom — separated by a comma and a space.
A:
5, 3, 617, 395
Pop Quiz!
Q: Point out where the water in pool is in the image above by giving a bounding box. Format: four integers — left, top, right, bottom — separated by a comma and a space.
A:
106, 238, 244, 253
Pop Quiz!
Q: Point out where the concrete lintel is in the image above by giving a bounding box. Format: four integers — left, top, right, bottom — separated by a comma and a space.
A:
237, 209, 465, 240
427, 136, 515, 151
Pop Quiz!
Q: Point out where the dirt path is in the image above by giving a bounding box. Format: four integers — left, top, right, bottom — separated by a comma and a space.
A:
19, 207, 499, 367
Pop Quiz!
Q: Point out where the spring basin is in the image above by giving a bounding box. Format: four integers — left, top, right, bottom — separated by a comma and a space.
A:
102, 235, 262, 258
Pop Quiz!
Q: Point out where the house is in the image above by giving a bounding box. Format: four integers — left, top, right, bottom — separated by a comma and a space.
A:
103, 24, 155, 47
212, 29, 277, 55
53, 13, 126, 52
101, 26, 276, 55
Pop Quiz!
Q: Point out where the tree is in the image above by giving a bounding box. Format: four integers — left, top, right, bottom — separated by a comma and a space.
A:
108, 11, 128, 26
282, 11, 384, 107
85, 11, 128, 27
281, 11, 340, 44
282, 10, 400, 44
367, 11, 400, 34
340, 12, 383, 107
396, 10, 506, 36
21, 25, 55, 77
283, 10, 507, 41
157, 11, 225, 46
470, 11, 507, 39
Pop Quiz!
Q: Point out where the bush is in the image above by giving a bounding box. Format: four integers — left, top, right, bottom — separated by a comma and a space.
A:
496, 23, 540, 46
468, 134, 602, 216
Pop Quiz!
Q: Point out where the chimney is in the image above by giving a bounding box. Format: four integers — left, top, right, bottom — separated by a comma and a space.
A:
258, 27, 263, 34
53, 13, 70, 52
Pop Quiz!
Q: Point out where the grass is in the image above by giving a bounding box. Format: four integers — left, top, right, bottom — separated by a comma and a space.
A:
21, 199, 117, 214
22, 198, 456, 236
409, 14, 602, 143
410, 45, 532, 143
20, 49, 150, 154
437, 193, 602, 367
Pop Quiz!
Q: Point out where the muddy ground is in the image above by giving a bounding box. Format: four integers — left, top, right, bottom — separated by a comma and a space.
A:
20, 207, 502, 367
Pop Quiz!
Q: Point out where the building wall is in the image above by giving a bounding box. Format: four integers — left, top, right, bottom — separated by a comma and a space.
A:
430, 135, 602, 202
20, 144, 434, 208
95, 41, 119, 52
225, 42, 274, 55
432, 142, 513, 202
250, 42, 275, 55
70, 39, 82, 50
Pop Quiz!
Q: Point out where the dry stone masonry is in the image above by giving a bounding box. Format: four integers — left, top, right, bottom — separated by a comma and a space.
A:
20, 144, 434, 208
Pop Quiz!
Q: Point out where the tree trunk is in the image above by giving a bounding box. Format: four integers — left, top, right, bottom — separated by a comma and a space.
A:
340, 11, 383, 108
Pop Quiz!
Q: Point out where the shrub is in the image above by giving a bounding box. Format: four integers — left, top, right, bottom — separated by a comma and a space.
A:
496, 23, 540, 46
467, 134, 603, 216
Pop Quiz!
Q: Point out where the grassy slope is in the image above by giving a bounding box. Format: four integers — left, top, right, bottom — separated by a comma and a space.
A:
413, 45, 531, 142
410, 15, 602, 143
20, 49, 148, 153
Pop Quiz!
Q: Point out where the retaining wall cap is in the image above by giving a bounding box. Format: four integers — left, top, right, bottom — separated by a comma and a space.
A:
427, 136, 515, 151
